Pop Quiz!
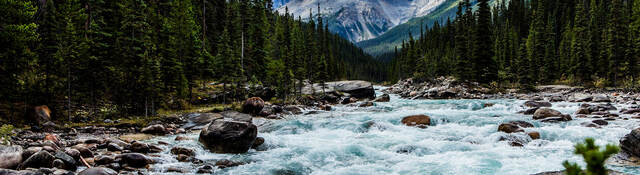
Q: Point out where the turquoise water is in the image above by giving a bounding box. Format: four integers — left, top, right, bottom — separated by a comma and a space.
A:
147, 88, 640, 175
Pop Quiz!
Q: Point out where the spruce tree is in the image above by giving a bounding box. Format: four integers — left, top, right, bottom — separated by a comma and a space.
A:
454, 1, 472, 81
473, 0, 498, 84
632, 0, 640, 82
0, 0, 38, 122
607, 0, 628, 87
526, 0, 546, 83
571, 0, 591, 84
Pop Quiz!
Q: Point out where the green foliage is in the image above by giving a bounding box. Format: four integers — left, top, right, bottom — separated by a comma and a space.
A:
563, 138, 620, 175
0, 0, 383, 121
593, 77, 609, 89
0, 124, 16, 145
391, 0, 638, 89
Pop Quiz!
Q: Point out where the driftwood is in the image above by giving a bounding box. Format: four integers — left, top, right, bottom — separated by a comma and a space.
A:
79, 155, 92, 168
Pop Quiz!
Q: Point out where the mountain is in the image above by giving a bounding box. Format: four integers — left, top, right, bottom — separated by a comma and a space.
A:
357, 0, 463, 56
275, 0, 451, 43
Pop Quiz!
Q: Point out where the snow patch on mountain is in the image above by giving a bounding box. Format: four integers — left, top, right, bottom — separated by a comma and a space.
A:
276, 0, 448, 42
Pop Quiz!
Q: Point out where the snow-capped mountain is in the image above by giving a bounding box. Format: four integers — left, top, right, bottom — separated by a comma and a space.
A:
276, 0, 449, 42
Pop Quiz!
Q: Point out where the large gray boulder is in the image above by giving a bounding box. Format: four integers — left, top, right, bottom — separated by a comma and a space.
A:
182, 113, 223, 130
141, 124, 166, 135
302, 80, 375, 99
621, 128, 640, 157
524, 101, 552, 108
0, 146, 23, 169
18, 150, 54, 169
198, 114, 257, 154
533, 108, 562, 120
115, 153, 154, 168
53, 151, 76, 171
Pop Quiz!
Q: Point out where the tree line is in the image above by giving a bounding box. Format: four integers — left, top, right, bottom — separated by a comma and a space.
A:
0, 0, 384, 123
390, 0, 640, 90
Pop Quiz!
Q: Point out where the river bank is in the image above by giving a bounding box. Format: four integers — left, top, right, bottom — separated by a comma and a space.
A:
2, 78, 640, 174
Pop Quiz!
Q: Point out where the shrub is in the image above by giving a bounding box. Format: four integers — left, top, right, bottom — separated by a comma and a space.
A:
593, 77, 609, 89
0, 124, 16, 145
563, 138, 619, 175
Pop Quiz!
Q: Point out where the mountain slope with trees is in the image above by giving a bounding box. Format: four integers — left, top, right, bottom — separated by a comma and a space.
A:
390, 0, 640, 89
0, 0, 384, 123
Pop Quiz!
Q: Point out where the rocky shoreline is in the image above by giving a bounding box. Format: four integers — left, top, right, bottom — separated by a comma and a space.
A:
2, 78, 640, 174
0, 80, 379, 175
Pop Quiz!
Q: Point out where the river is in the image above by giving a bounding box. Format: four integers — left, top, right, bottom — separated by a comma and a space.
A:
145, 87, 640, 175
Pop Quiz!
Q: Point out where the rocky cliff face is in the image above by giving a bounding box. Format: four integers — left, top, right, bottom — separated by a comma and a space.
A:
276, 0, 449, 42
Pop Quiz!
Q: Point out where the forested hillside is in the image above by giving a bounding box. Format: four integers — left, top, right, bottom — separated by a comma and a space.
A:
390, 0, 640, 90
0, 0, 384, 122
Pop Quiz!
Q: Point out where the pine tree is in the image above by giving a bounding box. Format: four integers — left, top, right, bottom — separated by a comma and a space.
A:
632, 0, 640, 82
518, 42, 535, 91
607, 0, 628, 87
36, 0, 63, 104
542, 16, 557, 83
454, 1, 472, 81
588, 0, 604, 77
571, 0, 591, 84
0, 0, 38, 122
473, 0, 498, 84
526, 0, 546, 83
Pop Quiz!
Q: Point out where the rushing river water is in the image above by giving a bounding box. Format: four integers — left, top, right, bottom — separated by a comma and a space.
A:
146, 88, 640, 175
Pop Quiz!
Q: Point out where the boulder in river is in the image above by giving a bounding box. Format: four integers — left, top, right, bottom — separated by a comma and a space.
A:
498, 123, 523, 133
374, 94, 390, 102
576, 108, 591, 115
592, 119, 609, 126
303, 80, 375, 99
95, 155, 115, 165
53, 151, 76, 171
359, 101, 374, 107
115, 153, 154, 168
78, 167, 118, 175
182, 113, 223, 130
341, 97, 358, 104
129, 141, 150, 153
18, 150, 54, 169
520, 107, 540, 115
171, 147, 195, 157
252, 137, 265, 149
540, 114, 572, 123
498, 121, 533, 133
221, 111, 252, 123
284, 105, 303, 115
401, 115, 431, 128
533, 108, 563, 120
242, 97, 265, 115
107, 143, 123, 152
141, 124, 166, 135
620, 128, 640, 157
199, 114, 258, 153
527, 132, 540, 140
524, 101, 552, 108
0, 145, 23, 169
593, 95, 611, 102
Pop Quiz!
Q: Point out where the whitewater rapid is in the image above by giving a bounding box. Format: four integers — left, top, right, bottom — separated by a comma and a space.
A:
147, 87, 640, 175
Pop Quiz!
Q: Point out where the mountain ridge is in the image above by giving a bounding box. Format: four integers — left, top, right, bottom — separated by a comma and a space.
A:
275, 0, 449, 43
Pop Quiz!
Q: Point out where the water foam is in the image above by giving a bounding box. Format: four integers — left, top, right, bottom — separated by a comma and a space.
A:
146, 90, 640, 174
